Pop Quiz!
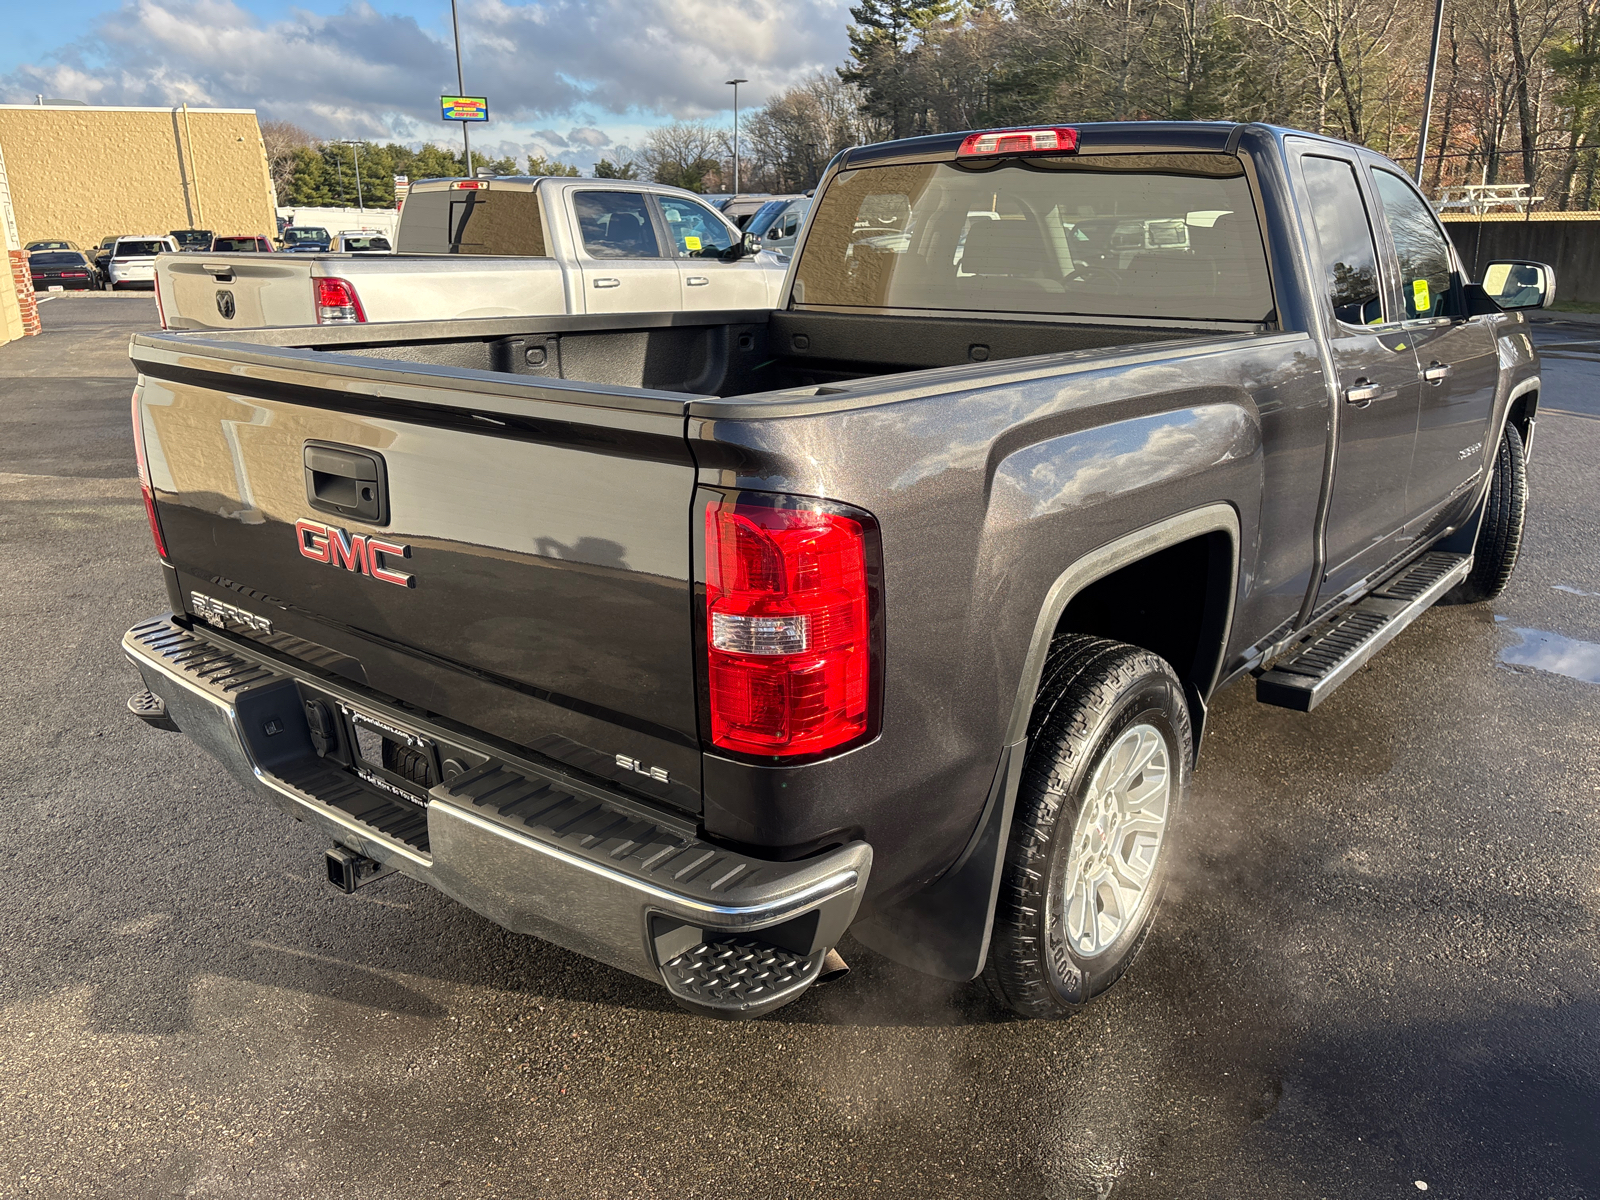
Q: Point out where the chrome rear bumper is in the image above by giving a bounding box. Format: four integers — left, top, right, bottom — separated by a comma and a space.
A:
124, 614, 870, 1014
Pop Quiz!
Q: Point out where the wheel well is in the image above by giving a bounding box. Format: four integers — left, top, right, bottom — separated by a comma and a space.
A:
1052, 532, 1234, 716
1508, 390, 1537, 447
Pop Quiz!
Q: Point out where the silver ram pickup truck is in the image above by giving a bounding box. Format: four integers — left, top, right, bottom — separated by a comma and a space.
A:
155, 177, 789, 330
125, 121, 1547, 1018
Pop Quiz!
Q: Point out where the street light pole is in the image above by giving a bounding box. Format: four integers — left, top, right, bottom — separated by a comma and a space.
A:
1415, 0, 1446, 185
451, 0, 473, 177
340, 140, 365, 211
726, 78, 748, 194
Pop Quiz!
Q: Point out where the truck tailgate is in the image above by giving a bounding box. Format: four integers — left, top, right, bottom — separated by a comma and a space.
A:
157, 254, 572, 331
159, 255, 317, 329
131, 333, 704, 810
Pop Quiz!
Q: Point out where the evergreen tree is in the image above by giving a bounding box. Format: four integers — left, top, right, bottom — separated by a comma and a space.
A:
839, 0, 953, 138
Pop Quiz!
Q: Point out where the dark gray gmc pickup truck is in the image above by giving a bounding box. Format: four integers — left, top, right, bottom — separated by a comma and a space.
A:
123, 122, 1547, 1018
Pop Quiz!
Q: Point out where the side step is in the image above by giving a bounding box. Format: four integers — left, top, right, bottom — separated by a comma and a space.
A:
1256, 551, 1472, 712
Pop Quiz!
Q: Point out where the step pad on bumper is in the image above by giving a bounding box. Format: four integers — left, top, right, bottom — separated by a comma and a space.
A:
1256, 551, 1471, 712
125, 617, 430, 853
661, 939, 829, 1017
435, 761, 777, 903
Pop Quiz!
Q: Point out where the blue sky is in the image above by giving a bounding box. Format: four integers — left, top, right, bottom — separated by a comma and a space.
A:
0, 0, 854, 171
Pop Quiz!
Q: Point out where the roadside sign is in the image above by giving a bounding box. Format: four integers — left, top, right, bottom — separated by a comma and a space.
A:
441, 96, 488, 122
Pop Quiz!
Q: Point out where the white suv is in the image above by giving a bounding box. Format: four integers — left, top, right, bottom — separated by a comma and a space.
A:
107, 236, 178, 290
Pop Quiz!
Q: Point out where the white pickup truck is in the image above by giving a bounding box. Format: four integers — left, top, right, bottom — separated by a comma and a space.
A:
155, 177, 789, 330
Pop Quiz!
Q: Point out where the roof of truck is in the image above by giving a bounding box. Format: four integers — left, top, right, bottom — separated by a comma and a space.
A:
839, 121, 1365, 170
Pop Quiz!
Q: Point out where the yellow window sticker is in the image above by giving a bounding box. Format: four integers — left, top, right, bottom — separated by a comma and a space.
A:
685, 236, 702, 251
1412, 278, 1430, 313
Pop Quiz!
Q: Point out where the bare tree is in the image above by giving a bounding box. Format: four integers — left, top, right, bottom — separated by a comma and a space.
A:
260, 121, 317, 202
743, 75, 890, 191
641, 121, 729, 192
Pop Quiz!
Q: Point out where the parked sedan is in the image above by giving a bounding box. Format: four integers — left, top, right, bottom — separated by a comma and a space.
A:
107, 236, 178, 289
28, 250, 101, 291
209, 235, 273, 253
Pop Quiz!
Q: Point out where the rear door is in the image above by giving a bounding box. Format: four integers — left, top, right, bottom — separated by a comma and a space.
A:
1294, 148, 1425, 605
653, 193, 774, 310
132, 336, 705, 810
1365, 165, 1501, 536
570, 190, 682, 314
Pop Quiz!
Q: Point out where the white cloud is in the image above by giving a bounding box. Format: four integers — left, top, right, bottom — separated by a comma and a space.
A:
0, 0, 854, 160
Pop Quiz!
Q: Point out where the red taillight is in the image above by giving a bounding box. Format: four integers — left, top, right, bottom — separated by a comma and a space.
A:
704, 496, 876, 758
314, 276, 366, 323
131, 389, 168, 559
451, 180, 488, 190
956, 127, 1079, 157
154, 276, 167, 328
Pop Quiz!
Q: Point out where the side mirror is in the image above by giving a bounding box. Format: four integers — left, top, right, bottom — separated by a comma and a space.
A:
1482, 259, 1555, 311
722, 230, 759, 262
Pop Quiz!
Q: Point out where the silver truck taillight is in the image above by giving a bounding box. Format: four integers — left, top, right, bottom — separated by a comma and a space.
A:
314, 277, 366, 323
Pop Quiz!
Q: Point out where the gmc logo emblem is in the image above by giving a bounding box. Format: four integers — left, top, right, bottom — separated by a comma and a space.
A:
296, 519, 414, 588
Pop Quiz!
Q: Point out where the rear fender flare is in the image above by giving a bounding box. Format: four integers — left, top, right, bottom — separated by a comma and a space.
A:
1003, 502, 1241, 747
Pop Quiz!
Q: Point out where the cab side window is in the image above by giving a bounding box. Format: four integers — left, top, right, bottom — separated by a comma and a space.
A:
574, 192, 662, 259
656, 197, 734, 258
1300, 155, 1384, 327
1372, 169, 1455, 320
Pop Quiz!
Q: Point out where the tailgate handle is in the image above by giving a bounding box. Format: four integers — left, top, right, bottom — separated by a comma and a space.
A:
304, 442, 388, 524
200, 262, 236, 281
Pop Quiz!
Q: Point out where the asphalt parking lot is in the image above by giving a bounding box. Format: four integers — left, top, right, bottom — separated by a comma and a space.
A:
3, 293, 1599, 1199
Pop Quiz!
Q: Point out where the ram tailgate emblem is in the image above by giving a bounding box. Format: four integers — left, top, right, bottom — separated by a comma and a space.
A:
296, 518, 414, 587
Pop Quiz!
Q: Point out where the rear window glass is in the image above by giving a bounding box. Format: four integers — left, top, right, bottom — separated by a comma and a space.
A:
212, 237, 266, 252
396, 188, 547, 256
341, 236, 391, 251
283, 228, 329, 244
793, 155, 1274, 323
116, 241, 169, 257
31, 252, 85, 266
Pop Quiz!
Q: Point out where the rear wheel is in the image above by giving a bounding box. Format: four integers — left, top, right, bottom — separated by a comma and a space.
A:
1442, 422, 1527, 605
983, 635, 1192, 1018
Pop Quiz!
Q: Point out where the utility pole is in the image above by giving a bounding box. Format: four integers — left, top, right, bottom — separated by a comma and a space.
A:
340, 140, 365, 211
451, 0, 473, 177
726, 78, 748, 194
1415, 0, 1446, 184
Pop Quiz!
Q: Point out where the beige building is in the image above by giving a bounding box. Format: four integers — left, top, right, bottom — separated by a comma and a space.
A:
0, 103, 277, 253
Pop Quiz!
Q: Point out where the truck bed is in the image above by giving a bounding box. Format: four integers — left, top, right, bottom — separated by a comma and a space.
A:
158, 306, 1262, 395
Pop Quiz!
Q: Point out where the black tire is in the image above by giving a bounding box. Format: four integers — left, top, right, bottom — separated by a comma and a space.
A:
983, 635, 1192, 1019
1442, 422, 1527, 605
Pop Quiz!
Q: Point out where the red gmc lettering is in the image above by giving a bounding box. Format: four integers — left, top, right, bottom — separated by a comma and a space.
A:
296, 518, 414, 588
329, 527, 368, 573
366, 539, 416, 588
296, 519, 331, 563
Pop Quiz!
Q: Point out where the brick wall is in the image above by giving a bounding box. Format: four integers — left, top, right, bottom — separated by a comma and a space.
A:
7, 248, 39, 337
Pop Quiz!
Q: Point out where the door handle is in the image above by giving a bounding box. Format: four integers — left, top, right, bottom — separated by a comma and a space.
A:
1421, 360, 1453, 383
592, 277, 620, 289
1344, 379, 1385, 407
685, 276, 710, 287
